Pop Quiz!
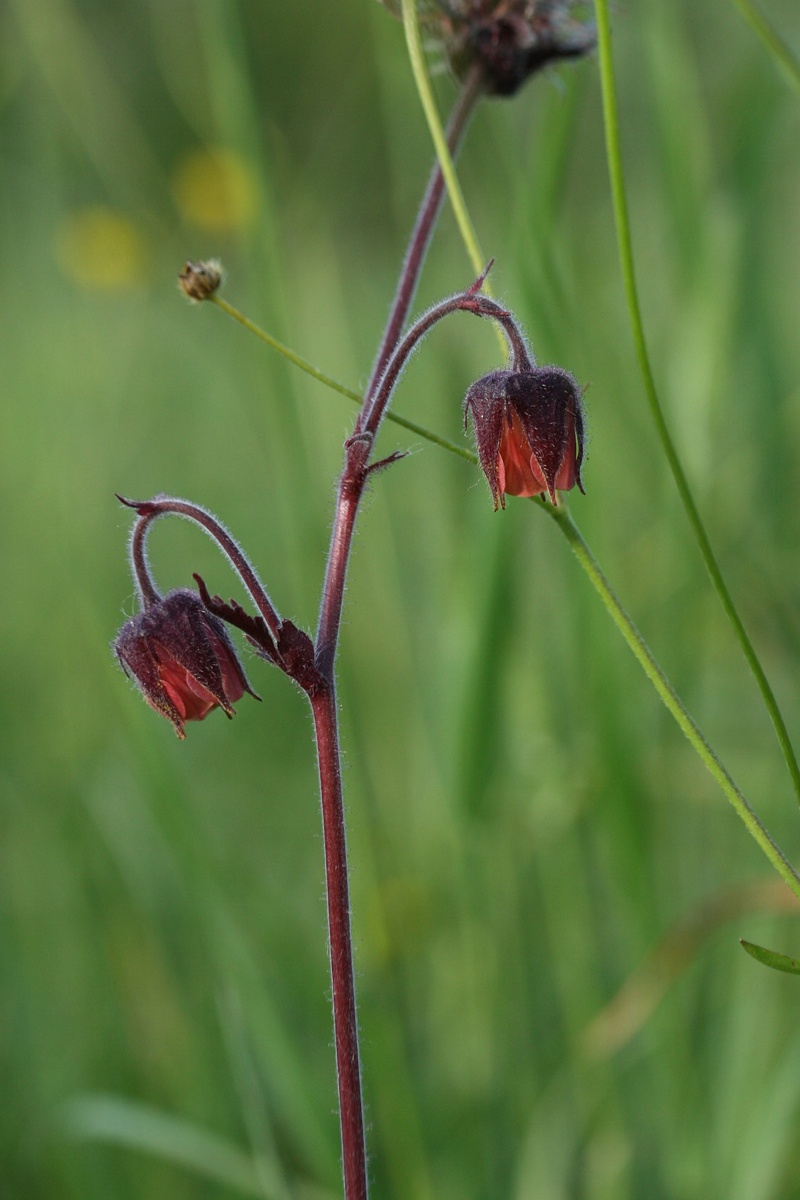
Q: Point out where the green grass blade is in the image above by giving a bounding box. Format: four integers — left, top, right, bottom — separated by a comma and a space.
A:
741, 939, 800, 975
728, 0, 800, 92
212, 245, 800, 901
399, 0, 486, 283
593, 0, 800, 810
210, 294, 476, 460
400, 0, 508, 359
547, 503, 800, 903
64, 1093, 291, 1198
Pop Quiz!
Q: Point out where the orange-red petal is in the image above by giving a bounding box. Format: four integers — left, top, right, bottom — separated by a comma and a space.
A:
497, 409, 547, 498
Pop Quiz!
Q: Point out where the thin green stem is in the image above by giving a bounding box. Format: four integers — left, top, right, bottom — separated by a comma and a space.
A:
400, 0, 507, 359
210, 294, 473, 459
400, 0, 486, 281
546, 503, 800, 902
211, 294, 362, 404
728, 0, 800, 92
213, 285, 800, 899
207, 210, 800, 896
593, 0, 800, 810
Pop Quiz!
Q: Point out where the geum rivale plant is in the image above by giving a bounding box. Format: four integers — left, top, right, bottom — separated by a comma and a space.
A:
112, 2, 800, 1196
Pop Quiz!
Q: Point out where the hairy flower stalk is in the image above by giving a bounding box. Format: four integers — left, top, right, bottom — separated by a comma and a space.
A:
121, 495, 282, 638
365, 62, 484, 405
114, 275, 566, 1196
310, 279, 568, 1199
111, 11, 800, 1189
318, 278, 536, 676
114, 14, 598, 1194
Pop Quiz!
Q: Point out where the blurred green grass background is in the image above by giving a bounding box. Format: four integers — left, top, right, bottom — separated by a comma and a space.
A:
2, 0, 800, 1196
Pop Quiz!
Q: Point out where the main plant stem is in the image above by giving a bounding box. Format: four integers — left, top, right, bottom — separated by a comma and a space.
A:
310, 683, 368, 1200
310, 73, 484, 1199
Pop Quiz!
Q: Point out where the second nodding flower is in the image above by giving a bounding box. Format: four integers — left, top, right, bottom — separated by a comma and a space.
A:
464, 362, 585, 508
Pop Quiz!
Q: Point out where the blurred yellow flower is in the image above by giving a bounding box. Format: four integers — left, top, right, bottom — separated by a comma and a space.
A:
171, 147, 258, 232
55, 207, 148, 290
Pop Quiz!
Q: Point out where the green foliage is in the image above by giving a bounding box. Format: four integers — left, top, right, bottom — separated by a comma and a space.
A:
2, 1, 800, 1198
741, 940, 800, 975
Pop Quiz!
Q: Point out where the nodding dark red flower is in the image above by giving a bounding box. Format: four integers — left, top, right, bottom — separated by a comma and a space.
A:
464, 365, 585, 508
376, 1, 596, 98
114, 588, 258, 738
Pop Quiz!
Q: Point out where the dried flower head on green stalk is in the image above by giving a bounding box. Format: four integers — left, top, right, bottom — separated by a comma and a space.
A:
377, 0, 596, 95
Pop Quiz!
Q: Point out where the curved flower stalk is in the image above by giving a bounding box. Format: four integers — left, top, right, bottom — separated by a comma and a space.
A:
114, 267, 584, 1199
116, 495, 323, 705
121, 6, 588, 1166
398, 0, 800, 909
111, 5, 800, 1197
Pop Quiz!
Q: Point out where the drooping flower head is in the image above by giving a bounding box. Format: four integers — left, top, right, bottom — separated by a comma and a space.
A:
376, 1, 596, 97
115, 588, 258, 738
464, 364, 585, 508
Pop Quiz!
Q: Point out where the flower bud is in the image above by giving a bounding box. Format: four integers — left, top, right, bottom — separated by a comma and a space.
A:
178, 259, 223, 301
376, 2, 596, 98
114, 588, 258, 738
464, 365, 585, 508
448, 2, 596, 96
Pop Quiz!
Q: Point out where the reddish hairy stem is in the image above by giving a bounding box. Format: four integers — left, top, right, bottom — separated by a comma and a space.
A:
315, 437, 372, 678
129, 510, 161, 608
310, 289, 528, 1198
311, 684, 368, 1200
360, 62, 484, 420
311, 78, 492, 1198
318, 69, 485, 676
317, 288, 522, 685
121, 495, 282, 638
365, 290, 518, 438
319, 290, 518, 675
